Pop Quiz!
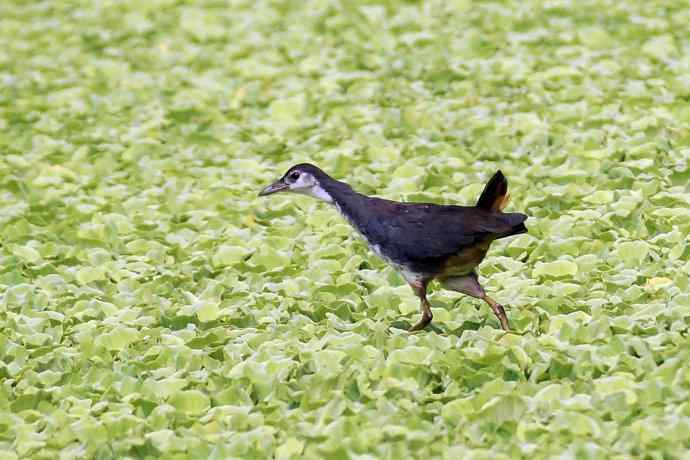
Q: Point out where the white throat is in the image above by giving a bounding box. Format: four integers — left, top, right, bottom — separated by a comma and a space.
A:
293, 183, 333, 203
306, 184, 334, 203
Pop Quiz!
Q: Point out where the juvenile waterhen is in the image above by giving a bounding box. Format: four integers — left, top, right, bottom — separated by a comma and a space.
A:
259, 164, 528, 331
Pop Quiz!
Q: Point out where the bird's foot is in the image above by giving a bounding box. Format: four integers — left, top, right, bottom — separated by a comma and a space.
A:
408, 314, 432, 333
389, 320, 411, 332
498, 328, 532, 337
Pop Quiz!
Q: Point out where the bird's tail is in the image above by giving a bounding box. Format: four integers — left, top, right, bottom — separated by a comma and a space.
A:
476, 170, 510, 212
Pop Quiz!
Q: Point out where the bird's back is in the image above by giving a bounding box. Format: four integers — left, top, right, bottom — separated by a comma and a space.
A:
346, 196, 527, 275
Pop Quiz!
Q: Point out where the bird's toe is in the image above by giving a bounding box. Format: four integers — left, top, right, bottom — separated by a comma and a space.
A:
408, 314, 433, 333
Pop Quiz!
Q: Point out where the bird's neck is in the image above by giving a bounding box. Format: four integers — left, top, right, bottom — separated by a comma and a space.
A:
314, 177, 359, 205
315, 178, 370, 231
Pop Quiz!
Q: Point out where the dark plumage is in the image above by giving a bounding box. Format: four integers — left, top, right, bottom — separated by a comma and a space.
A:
259, 163, 528, 331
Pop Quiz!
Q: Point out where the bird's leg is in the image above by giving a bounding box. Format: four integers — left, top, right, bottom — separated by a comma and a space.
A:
408, 279, 432, 332
440, 272, 511, 331
484, 296, 510, 331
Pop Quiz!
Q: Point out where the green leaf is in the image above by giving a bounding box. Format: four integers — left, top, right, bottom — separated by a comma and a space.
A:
275, 438, 304, 460
388, 346, 432, 365
480, 395, 527, 424
594, 375, 638, 404
533, 260, 578, 278
96, 327, 140, 351
270, 96, 305, 125
583, 190, 614, 204
611, 241, 651, 267
12, 244, 42, 264
212, 245, 248, 267
197, 300, 220, 322
169, 390, 211, 415
145, 429, 176, 452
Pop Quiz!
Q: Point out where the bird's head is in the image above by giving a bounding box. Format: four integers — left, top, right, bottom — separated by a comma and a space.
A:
258, 163, 333, 202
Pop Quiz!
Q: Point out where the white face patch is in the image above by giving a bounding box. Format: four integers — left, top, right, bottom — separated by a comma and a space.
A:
286, 171, 333, 203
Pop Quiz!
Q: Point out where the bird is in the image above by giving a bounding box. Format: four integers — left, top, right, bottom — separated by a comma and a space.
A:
258, 163, 528, 332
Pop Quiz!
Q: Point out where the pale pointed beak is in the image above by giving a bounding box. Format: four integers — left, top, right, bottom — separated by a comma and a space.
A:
258, 180, 289, 196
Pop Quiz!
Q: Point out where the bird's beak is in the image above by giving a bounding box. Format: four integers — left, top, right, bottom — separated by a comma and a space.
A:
258, 179, 289, 196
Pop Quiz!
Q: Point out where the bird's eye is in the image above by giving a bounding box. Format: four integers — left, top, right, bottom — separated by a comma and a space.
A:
289, 171, 301, 181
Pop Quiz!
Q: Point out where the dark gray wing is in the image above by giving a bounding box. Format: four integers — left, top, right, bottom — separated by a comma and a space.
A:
360, 200, 525, 268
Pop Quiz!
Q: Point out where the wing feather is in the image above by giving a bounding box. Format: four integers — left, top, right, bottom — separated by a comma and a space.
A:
364, 200, 525, 266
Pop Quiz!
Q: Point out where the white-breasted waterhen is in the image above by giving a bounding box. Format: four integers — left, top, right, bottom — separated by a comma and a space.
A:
259, 164, 528, 331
